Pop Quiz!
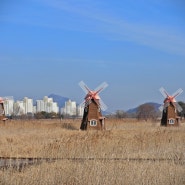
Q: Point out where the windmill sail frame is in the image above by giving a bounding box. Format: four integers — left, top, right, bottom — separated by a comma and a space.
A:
79, 81, 108, 130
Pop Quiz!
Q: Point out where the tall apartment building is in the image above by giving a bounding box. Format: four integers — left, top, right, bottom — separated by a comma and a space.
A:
77, 105, 84, 117
36, 96, 59, 113
61, 100, 84, 117
4, 98, 14, 116
23, 97, 33, 114
62, 99, 77, 116
14, 101, 25, 115
13, 97, 33, 116
36, 100, 45, 112
51, 102, 59, 113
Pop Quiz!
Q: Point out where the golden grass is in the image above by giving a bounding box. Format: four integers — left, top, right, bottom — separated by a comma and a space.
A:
0, 119, 185, 185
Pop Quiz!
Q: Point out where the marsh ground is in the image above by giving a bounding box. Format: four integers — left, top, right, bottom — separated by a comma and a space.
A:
0, 119, 185, 185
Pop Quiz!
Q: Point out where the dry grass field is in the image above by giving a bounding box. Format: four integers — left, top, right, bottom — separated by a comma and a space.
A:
0, 118, 185, 185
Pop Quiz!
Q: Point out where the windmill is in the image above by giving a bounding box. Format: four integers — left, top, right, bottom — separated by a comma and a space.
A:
0, 96, 13, 121
79, 81, 108, 130
159, 87, 183, 126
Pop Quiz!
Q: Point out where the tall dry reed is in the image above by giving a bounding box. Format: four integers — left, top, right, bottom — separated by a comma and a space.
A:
0, 119, 184, 184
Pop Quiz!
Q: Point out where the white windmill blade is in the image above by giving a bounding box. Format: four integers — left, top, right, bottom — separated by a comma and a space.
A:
79, 100, 88, 107
159, 87, 169, 98
164, 102, 170, 109
79, 81, 91, 94
79, 99, 92, 109
174, 102, 183, 112
99, 99, 108, 111
172, 88, 183, 98
94, 82, 108, 94
159, 102, 169, 112
158, 104, 164, 112
79, 101, 85, 108
80, 100, 88, 108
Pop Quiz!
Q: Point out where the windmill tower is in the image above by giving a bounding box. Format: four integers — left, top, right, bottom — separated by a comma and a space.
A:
79, 81, 108, 130
159, 87, 183, 126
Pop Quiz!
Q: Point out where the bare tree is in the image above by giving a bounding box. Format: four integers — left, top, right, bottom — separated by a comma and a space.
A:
177, 101, 185, 118
136, 103, 157, 121
115, 110, 128, 119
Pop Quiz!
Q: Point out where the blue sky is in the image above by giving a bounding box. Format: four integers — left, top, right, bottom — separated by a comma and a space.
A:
0, 0, 185, 111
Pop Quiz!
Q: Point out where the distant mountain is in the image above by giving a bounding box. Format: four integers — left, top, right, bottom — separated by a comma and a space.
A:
48, 94, 69, 108
126, 102, 161, 114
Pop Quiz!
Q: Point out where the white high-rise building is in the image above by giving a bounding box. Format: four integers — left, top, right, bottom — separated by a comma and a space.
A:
36, 96, 59, 113
23, 97, 33, 114
77, 105, 84, 117
4, 98, 14, 116
13, 97, 33, 115
52, 102, 59, 113
43, 96, 53, 112
14, 101, 25, 115
36, 100, 45, 112
63, 99, 77, 116
33, 106, 37, 114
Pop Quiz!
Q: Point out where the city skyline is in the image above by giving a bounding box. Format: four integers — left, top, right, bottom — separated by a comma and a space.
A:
3, 95, 84, 116
3, 96, 60, 116
1, 0, 185, 111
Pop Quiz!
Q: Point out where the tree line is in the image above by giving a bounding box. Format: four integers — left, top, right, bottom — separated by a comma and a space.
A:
8, 101, 185, 120
111, 101, 185, 121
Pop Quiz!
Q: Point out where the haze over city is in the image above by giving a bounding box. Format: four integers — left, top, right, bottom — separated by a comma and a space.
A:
1, 0, 185, 112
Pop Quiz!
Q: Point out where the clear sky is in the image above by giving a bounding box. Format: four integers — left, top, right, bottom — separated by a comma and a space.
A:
0, 0, 185, 112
